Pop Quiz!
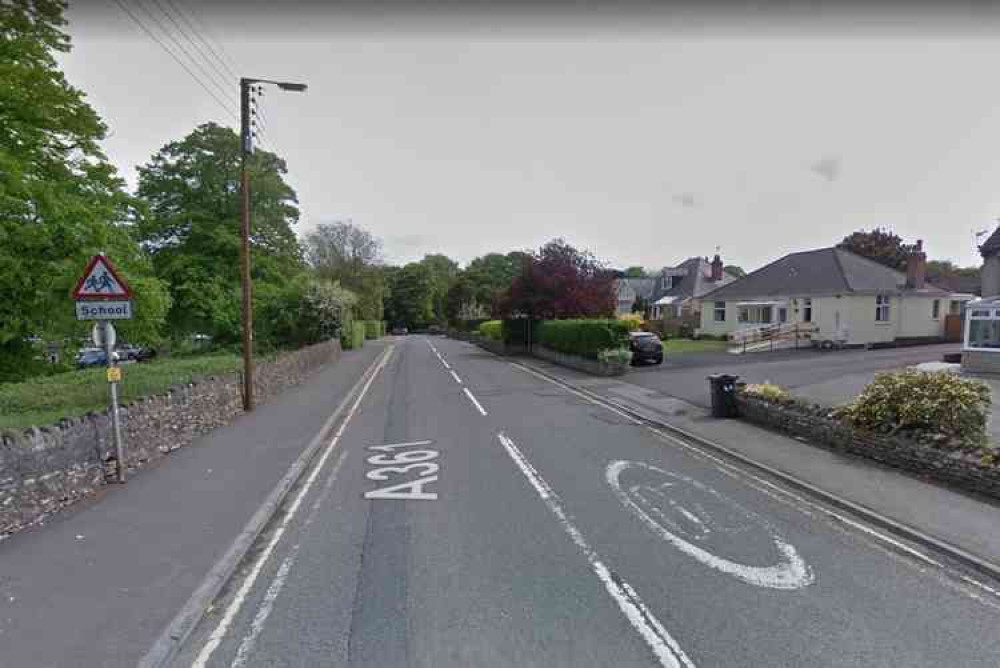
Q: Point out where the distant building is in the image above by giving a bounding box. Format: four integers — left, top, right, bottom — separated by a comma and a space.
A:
614, 254, 737, 318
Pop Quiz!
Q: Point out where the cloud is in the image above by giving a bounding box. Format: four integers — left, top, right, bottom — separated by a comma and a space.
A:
810, 156, 841, 182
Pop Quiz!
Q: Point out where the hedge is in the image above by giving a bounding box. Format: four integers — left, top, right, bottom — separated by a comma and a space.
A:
478, 320, 503, 341
342, 320, 367, 350
364, 320, 386, 340
536, 319, 631, 360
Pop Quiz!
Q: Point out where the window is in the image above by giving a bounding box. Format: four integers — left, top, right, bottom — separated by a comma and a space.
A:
778, 307, 788, 323
950, 300, 962, 315
968, 306, 1000, 350
737, 305, 773, 323
875, 295, 891, 322
713, 301, 726, 322
802, 298, 812, 323
932, 299, 940, 319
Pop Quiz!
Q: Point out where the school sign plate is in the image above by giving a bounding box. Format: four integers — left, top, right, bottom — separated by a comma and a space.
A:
76, 300, 134, 320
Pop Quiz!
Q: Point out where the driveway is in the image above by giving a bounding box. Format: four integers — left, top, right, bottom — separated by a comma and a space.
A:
625, 343, 962, 408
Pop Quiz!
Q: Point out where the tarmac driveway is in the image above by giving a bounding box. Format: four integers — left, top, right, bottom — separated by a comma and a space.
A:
625, 343, 962, 409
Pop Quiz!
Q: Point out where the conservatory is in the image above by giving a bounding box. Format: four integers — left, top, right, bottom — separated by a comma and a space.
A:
962, 298, 1000, 373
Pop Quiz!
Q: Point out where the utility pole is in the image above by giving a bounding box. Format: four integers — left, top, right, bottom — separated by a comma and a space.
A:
239, 78, 254, 410
238, 76, 308, 411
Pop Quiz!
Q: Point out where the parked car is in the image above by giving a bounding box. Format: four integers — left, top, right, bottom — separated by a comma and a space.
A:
629, 331, 663, 365
391, 326, 409, 336
119, 344, 156, 362
76, 348, 109, 368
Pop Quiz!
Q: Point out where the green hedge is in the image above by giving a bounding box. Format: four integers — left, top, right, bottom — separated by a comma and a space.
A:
537, 319, 631, 360
342, 320, 367, 350
478, 320, 503, 341
364, 320, 386, 340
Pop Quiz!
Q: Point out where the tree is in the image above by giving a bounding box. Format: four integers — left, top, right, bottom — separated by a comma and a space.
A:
623, 266, 648, 278
0, 0, 169, 379
460, 251, 524, 317
724, 265, 746, 278
631, 296, 650, 316
498, 239, 616, 320
136, 122, 303, 341
302, 220, 387, 320
839, 228, 914, 271
385, 262, 434, 329
417, 253, 459, 324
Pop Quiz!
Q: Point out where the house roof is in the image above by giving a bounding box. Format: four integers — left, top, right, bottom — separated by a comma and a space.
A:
701, 247, 951, 301
980, 227, 1000, 256
615, 278, 656, 302
654, 257, 738, 302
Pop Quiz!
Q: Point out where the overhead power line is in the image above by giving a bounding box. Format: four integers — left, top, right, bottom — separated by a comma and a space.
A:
174, 0, 242, 81
147, 0, 234, 96
110, 0, 238, 122
134, 0, 238, 112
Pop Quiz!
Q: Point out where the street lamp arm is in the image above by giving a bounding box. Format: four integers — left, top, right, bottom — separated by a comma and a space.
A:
241, 77, 308, 92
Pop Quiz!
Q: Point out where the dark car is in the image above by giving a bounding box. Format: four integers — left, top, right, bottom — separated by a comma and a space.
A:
120, 345, 156, 362
391, 326, 409, 336
629, 331, 663, 365
76, 348, 109, 368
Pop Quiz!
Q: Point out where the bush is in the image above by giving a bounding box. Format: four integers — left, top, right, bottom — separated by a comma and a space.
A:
342, 320, 366, 350
478, 320, 503, 341
537, 319, 631, 360
617, 312, 643, 332
598, 348, 633, 365
837, 369, 991, 448
364, 321, 384, 340
743, 382, 790, 403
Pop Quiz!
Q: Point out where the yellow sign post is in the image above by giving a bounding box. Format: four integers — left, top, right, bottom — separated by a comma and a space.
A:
107, 367, 122, 383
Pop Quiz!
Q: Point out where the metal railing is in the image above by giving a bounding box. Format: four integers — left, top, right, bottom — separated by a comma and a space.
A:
728, 322, 819, 353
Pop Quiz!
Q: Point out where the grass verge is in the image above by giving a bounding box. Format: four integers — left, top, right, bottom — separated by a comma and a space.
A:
0, 353, 241, 430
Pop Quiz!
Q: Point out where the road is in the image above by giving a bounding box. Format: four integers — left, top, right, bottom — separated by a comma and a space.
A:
175, 336, 1000, 667
627, 343, 962, 407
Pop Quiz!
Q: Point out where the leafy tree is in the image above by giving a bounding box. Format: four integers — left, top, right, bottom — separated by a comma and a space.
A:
385, 262, 434, 329
303, 220, 386, 320
458, 251, 525, 317
136, 122, 303, 341
623, 266, 648, 278
258, 276, 356, 349
839, 228, 914, 271
724, 265, 746, 278
498, 239, 616, 320
0, 0, 169, 379
418, 253, 459, 324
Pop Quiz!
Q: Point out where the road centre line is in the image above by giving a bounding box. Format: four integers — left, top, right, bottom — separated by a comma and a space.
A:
450, 370, 463, 385
191, 346, 394, 668
497, 432, 695, 668
506, 362, 1000, 602
463, 388, 488, 416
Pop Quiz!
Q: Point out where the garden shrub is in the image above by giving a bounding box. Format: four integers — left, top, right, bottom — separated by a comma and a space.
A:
598, 348, 633, 365
743, 382, 790, 403
537, 319, 631, 360
837, 369, 991, 448
617, 312, 643, 332
478, 320, 503, 341
364, 320, 383, 339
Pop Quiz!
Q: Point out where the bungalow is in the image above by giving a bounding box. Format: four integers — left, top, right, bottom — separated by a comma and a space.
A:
698, 242, 965, 347
614, 255, 738, 318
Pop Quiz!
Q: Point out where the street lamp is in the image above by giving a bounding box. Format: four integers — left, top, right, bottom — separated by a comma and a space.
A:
239, 76, 307, 411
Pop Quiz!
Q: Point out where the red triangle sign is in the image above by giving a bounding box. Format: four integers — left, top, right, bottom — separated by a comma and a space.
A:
72, 255, 133, 300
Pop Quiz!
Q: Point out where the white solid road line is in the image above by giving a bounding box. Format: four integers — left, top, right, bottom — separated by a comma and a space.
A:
497, 432, 695, 668
463, 387, 488, 416
191, 346, 395, 668
231, 449, 348, 668
450, 370, 463, 385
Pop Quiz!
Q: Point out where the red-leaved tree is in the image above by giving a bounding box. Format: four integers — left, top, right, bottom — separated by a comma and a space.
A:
497, 239, 616, 319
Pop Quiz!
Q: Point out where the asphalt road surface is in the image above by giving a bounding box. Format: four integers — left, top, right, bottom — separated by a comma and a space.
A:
175, 336, 1000, 667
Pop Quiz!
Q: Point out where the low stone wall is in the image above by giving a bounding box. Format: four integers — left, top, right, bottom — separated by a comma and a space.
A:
472, 337, 508, 356
531, 345, 630, 377
0, 340, 342, 536
734, 393, 1000, 501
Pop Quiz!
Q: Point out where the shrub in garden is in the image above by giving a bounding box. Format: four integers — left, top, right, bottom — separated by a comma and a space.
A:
478, 320, 503, 341
537, 319, 630, 359
837, 369, 991, 448
743, 382, 791, 403
617, 312, 643, 332
598, 348, 633, 365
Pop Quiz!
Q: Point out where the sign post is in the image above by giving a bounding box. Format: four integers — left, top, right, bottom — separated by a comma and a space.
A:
73, 254, 133, 483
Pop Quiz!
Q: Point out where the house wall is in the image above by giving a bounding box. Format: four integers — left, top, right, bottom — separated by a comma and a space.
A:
698, 299, 738, 336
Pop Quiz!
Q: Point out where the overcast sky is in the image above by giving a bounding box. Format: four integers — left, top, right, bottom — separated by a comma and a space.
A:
60, 1, 1000, 270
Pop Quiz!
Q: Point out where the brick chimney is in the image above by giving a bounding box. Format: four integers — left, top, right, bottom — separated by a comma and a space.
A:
906, 239, 926, 289
710, 254, 723, 281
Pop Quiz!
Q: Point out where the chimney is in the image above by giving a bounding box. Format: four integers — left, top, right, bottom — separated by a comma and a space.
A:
710, 253, 723, 281
906, 239, 926, 289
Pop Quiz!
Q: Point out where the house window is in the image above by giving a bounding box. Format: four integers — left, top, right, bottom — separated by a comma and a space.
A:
713, 301, 726, 322
738, 305, 773, 323
968, 307, 1000, 349
949, 300, 962, 315
932, 299, 940, 319
875, 295, 891, 322
802, 298, 812, 323
778, 307, 788, 323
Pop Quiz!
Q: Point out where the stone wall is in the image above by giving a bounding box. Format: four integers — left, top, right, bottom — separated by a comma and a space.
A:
531, 345, 630, 377
0, 340, 342, 537
734, 393, 1000, 501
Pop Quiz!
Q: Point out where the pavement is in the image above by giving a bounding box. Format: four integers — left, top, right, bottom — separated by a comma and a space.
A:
0, 341, 387, 668
167, 336, 1000, 667
5, 336, 1000, 667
